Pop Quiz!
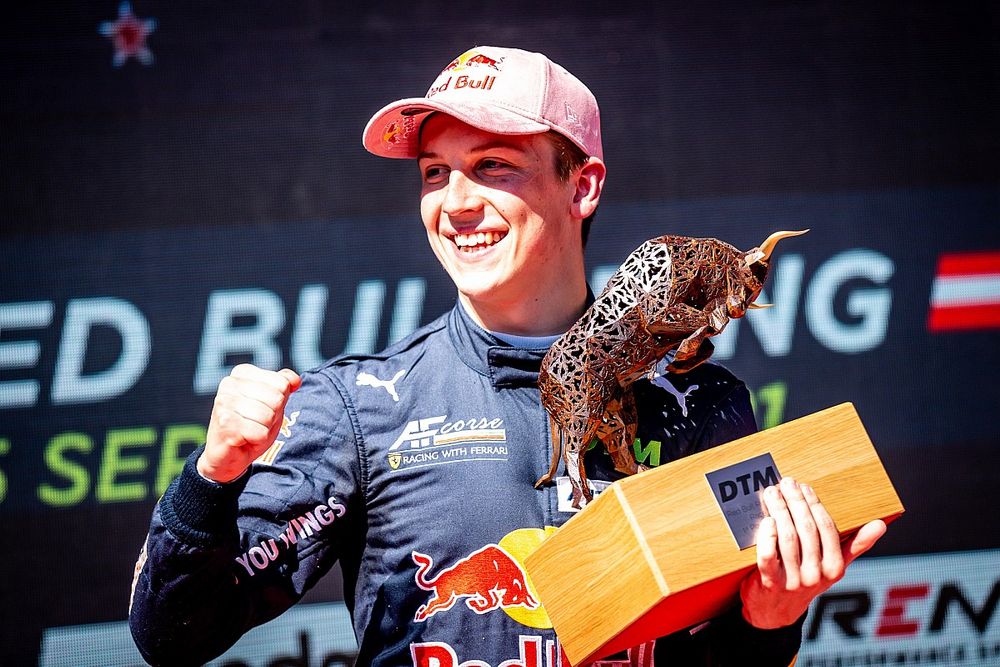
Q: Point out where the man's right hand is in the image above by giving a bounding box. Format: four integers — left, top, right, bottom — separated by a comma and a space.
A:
197, 364, 302, 483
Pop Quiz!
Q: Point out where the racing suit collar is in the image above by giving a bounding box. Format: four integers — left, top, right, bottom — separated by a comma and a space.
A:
447, 290, 595, 390
448, 303, 546, 388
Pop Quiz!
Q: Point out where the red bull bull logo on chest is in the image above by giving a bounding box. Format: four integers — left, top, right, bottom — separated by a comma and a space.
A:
409, 532, 657, 666
412, 545, 538, 621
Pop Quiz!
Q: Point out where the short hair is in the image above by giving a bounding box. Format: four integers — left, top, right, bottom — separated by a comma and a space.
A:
545, 131, 597, 247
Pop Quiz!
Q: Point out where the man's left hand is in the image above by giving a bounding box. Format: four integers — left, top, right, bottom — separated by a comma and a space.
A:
739, 476, 888, 629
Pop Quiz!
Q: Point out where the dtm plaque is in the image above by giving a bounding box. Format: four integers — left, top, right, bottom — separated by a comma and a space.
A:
705, 452, 782, 549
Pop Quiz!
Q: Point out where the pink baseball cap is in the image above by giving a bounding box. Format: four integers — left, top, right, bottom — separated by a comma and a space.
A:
362, 46, 603, 161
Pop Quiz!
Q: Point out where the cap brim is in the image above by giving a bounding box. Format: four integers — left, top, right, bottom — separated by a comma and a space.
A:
362, 97, 551, 159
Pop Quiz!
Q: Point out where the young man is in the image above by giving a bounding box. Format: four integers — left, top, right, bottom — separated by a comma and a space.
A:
130, 46, 885, 665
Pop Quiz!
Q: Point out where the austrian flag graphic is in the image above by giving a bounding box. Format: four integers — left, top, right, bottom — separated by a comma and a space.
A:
927, 251, 1000, 332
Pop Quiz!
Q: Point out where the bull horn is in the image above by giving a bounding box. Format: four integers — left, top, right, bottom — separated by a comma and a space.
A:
758, 229, 809, 261
748, 302, 773, 309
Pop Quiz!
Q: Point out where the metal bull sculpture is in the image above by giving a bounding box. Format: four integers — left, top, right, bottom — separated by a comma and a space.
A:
536, 230, 807, 508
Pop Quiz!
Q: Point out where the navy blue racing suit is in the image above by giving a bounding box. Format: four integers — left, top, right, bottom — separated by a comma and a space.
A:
129, 302, 804, 665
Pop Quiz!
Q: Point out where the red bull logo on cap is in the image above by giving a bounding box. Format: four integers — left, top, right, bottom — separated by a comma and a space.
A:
428, 49, 504, 99
412, 544, 538, 621
441, 48, 505, 74
382, 116, 417, 149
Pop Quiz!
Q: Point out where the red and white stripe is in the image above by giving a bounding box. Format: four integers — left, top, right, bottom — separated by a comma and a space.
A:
927, 251, 1000, 332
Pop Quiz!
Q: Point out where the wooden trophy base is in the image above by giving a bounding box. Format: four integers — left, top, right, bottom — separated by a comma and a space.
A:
524, 403, 904, 664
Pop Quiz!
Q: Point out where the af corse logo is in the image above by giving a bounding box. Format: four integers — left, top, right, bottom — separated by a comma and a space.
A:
387, 415, 508, 471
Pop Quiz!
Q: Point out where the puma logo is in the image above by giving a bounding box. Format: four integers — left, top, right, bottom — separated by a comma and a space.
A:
652, 370, 698, 417
356, 369, 406, 402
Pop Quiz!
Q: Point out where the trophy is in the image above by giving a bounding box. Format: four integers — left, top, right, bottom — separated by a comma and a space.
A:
527, 231, 904, 663
536, 230, 807, 508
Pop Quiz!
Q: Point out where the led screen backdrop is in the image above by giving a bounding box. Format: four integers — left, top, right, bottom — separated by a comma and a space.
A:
2, 2, 998, 665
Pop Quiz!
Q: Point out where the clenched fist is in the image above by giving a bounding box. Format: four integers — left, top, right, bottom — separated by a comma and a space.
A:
197, 364, 302, 483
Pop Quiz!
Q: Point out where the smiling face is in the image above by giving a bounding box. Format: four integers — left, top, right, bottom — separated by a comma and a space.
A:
417, 114, 600, 334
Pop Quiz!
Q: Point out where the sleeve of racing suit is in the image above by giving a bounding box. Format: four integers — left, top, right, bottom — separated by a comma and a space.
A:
128, 369, 364, 667
654, 381, 805, 666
